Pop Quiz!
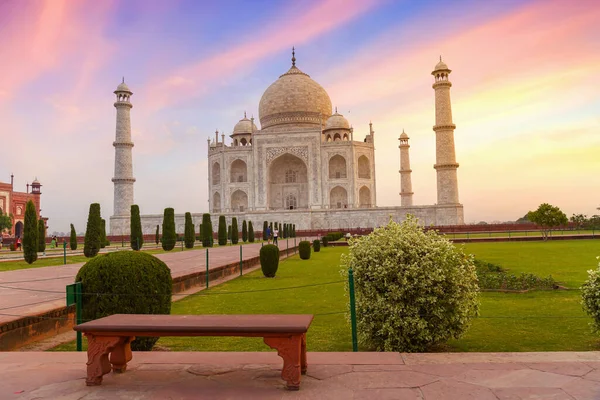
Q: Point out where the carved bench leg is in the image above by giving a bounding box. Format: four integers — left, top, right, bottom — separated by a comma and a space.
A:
85, 334, 122, 386
264, 335, 302, 390
109, 336, 135, 373
301, 333, 307, 375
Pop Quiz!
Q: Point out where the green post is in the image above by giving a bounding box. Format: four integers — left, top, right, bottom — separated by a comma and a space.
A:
348, 267, 358, 352
76, 282, 82, 351
63, 241, 67, 264
206, 249, 209, 289
239, 245, 243, 276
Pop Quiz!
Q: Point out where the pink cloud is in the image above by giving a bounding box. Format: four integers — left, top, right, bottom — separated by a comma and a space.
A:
143, 0, 385, 111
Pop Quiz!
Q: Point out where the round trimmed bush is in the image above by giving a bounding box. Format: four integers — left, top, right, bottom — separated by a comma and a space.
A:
322, 237, 329, 247
340, 216, 479, 352
75, 251, 172, 351
313, 239, 321, 252
260, 244, 279, 278
581, 258, 600, 333
299, 241, 311, 260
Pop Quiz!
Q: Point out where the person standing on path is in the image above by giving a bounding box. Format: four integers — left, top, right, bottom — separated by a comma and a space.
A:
273, 228, 279, 245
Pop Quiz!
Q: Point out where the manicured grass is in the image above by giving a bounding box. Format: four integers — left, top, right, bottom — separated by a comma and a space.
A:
461, 239, 600, 288
446, 229, 597, 239
49, 240, 600, 353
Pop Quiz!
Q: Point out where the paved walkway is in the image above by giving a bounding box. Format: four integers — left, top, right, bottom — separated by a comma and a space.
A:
0, 239, 304, 326
2, 351, 600, 399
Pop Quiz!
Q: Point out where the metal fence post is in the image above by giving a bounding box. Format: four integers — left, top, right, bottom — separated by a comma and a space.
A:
76, 282, 82, 351
206, 249, 209, 289
348, 267, 358, 352
240, 245, 243, 276
63, 241, 67, 265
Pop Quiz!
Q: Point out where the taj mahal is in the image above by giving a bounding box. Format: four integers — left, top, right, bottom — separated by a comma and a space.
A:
110, 51, 464, 235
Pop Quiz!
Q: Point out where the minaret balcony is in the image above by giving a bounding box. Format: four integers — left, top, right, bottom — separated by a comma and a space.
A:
432, 124, 456, 132
433, 163, 459, 170
113, 141, 134, 147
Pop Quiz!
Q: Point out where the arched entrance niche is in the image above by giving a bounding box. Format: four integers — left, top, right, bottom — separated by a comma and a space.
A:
330, 186, 348, 209
213, 192, 221, 213
231, 190, 248, 212
359, 186, 371, 208
212, 162, 221, 185
268, 154, 308, 210
230, 159, 247, 183
15, 221, 23, 238
329, 155, 347, 179
358, 156, 370, 179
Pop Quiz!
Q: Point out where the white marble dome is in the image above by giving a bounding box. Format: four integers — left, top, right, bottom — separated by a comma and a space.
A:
324, 111, 350, 130
233, 116, 257, 134
258, 64, 332, 131
115, 81, 132, 93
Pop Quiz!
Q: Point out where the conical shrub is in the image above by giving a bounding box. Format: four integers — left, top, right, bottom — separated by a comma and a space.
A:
162, 208, 176, 251
23, 200, 38, 264
83, 203, 101, 258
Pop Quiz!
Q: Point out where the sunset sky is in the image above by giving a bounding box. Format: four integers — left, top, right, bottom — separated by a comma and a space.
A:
1, 0, 599, 233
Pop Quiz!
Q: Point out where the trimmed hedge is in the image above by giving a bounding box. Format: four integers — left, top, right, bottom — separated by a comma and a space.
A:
184, 212, 195, 249
248, 221, 255, 242
242, 220, 248, 242
313, 239, 321, 252
130, 205, 143, 250
218, 215, 227, 245
83, 203, 101, 258
38, 219, 46, 252
161, 208, 176, 251
70, 224, 77, 251
322, 237, 329, 247
201, 213, 213, 247
100, 218, 108, 248
155, 225, 160, 245
23, 200, 38, 264
75, 251, 172, 351
260, 244, 279, 278
299, 240, 311, 260
262, 221, 268, 242
231, 217, 239, 244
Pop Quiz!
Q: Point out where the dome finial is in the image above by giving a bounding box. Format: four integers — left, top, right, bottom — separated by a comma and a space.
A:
292, 47, 296, 67
439, 55, 442, 62
122, 76, 125, 84
335, 106, 337, 113
244, 111, 247, 118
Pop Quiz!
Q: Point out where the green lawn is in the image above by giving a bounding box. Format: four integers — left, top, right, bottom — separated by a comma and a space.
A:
445, 229, 597, 239
50, 240, 600, 352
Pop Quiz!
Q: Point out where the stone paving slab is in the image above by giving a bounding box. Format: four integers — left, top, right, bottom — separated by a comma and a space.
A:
2, 352, 600, 399
0, 240, 304, 326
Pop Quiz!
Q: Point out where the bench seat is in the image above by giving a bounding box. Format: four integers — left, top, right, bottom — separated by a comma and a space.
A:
74, 314, 313, 390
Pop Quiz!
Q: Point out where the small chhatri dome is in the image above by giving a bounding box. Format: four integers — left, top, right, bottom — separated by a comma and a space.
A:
259, 48, 332, 131
32, 177, 40, 184
232, 114, 258, 135
400, 130, 409, 139
324, 108, 350, 130
115, 77, 132, 93
433, 56, 450, 72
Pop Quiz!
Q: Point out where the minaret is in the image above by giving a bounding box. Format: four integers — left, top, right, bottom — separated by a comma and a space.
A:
432, 57, 459, 204
111, 79, 136, 217
399, 130, 413, 206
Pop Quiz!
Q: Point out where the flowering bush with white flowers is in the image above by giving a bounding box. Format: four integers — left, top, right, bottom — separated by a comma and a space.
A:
341, 216, 479, 352
580, 257, 600, 332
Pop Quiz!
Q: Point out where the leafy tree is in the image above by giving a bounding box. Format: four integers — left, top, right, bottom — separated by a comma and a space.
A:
184, 212, 195, 249
201, 213, 213, 247
570, 214, 587, 229
587, 215, 600, 230
130, 205, 143, 250
70, 224, 78, 250
161, 208, 176, 251
38, 219, 46, 252
248, 221, 255, 242
0, 208, 13, 234
231, 217, 239, 244
23, 200, 38, 264
83, 203, 102, 258
527, 203, 568, 240
155, 225, 160, 245
100, 218, 107, 248
515, 213, 530, 224
218, 215, 227, 245
341, 217, 479, 352
242, 220, 248, 242
262, 221, 268, 241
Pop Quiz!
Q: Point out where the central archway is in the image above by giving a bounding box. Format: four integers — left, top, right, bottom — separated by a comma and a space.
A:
231, 190, 248, 212
268, 153, 308, 210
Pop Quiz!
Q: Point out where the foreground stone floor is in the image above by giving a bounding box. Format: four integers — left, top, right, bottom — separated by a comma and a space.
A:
2, 351, 600, 399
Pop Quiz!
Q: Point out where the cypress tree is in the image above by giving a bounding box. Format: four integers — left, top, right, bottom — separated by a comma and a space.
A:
100, 218, 107, 248
218, 215, 227, 245
262, 221, 268, 241
155, 225, 160, 245
227, 225, 232, 241
38, 219, 46, 252
293, 224, 296, 237
23, 200, 38, 264
162, 208, 176, 251
130, 204, 143, 251
70, 223, 78, 250
283, 223, 287, 239
242, 220, 248, 242
83, 203, 101, 258
201, 213, 212, 247
274, 222, 278, 231
249, 221, 255, 242
184, 212, 195, 249
231, 217, 239, 244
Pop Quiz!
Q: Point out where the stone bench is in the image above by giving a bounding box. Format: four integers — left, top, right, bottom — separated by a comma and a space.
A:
74, 314, 313, 390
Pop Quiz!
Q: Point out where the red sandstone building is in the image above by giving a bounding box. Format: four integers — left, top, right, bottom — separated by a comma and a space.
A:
0, 175, 44, 238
